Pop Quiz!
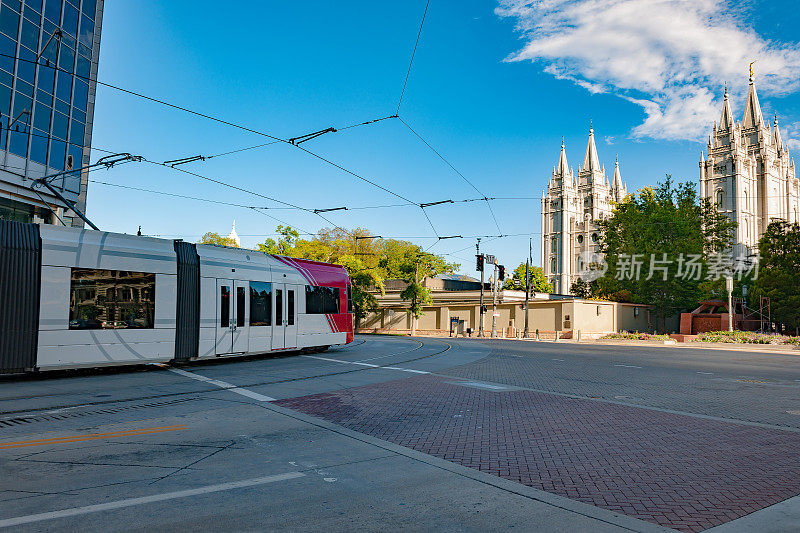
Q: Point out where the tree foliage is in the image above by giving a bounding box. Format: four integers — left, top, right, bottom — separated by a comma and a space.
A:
569, 278, 593, 299
257, 225, 299, 255
753, 220, 800, 330
595, 177, 736, 332
502, 262, 553, 293
198, 232, 240, 248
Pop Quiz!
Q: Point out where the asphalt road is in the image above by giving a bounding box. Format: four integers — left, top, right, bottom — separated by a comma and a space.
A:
1, 336, 799, 532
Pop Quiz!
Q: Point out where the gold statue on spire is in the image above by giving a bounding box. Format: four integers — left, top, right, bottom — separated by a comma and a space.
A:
749, 60, 757, 79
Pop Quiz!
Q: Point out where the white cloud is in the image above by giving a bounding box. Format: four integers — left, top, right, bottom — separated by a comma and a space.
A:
783, 122, 800, 151
496, 0, 800, 142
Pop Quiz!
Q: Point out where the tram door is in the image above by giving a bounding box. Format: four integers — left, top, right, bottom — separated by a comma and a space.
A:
272, 284, 299, 350
216, 279, 250, 355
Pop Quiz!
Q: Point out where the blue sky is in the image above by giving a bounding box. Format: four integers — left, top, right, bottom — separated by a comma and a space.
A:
88, 1, 800, 277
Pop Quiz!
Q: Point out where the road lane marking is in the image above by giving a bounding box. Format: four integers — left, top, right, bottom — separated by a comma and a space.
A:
383, 366, 429, 374
697, 371, 714, 375
0, 426, 187, 450
0, 472, 305, 528
167, 368, 276, 402
613, 364, 642, 369
552, 358, 565, 361
305, 355, 430, 374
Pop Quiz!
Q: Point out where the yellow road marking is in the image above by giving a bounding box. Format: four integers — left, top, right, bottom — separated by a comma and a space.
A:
0, 425, 188, 449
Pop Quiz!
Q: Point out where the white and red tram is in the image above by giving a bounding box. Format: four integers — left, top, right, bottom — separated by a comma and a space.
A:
0, 220, 354, 373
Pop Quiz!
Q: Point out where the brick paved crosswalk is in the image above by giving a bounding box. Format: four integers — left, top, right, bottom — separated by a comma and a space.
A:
276, 375, 800, 532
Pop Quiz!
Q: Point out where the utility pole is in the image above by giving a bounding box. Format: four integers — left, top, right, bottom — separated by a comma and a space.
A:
477, 238, 485, 337
524, 255, 530, 338
491, 262, 498, 337
412, 259, 419, 336
726, 275, 734, 332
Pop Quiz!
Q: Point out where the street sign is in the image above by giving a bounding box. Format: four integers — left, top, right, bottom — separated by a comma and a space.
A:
485, 254, 496, 265
493, 312, 500, 317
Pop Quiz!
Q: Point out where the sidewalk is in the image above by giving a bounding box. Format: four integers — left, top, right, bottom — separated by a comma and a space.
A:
366, 332, 800, 356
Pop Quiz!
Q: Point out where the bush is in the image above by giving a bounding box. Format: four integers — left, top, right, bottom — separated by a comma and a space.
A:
694, 331, 800, 345
601, 332, 672, 341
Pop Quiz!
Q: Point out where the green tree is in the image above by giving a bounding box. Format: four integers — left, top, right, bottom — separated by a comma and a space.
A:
502, 262, 553, 293
595, 177, 735, 332
396, 251, 457, 335
569, 278, 593, 299
257, 225, 299, 255
753, 220, 800, 331
198, 232, 239, 248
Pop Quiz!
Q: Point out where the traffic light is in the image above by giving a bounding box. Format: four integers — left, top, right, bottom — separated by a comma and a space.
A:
498, 265, 505, 281
480, 305, 488, 314
476, 254, 484, 272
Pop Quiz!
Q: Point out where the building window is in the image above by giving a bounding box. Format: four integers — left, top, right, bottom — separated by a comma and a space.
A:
249, 282, 272, 326
306, 286, 340, 314
577, 234, 584, 244
550, 257, 557, 272
551, 236, 558, 253
236, 286, 245, 328
69, 269, 156, 329
288, 289, 295, 325
716, 189, 724, 207
591, 233, 599, 243
0, 196, 35, 223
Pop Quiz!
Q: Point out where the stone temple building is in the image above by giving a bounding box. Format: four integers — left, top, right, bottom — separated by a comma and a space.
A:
541, 126, 627, 294
700, 72, 799, 254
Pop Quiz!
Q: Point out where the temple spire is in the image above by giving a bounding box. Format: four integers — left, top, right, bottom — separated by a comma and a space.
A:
555, 137, 570, 177
743, 65, 764, 129
774, 112, 784, 151
582, 122, 600, 172
612, 156, 626, 200
719, 82, 733, 130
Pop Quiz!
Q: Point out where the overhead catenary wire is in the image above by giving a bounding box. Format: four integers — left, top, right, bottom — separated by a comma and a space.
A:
0, 53, 288, 143
398, 116, 503, 234
0, 55, 463, 241
396, 0, 431, 114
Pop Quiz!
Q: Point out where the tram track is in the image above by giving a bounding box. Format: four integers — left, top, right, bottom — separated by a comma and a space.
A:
0, 337, 453, 421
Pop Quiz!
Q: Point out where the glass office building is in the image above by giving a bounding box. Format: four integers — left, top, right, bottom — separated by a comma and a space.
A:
0, 0, 102, 227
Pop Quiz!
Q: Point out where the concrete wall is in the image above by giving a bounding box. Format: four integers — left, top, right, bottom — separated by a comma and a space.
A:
573, 301, 615, 334
360, 295, 653, 337
617, 304, 651, 332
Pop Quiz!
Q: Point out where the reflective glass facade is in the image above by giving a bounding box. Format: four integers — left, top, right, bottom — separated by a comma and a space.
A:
0, 0, 102, 227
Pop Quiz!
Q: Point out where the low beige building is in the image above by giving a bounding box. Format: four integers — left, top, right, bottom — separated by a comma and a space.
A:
360, 278, 651, 338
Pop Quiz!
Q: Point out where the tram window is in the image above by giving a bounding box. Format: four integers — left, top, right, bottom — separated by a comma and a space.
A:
249, 282, 271, 326
220, 286, 230, 328
288, 290, 295, 326
275, 289, 283, 326
347, 284, 353, 313
236, 287, 245, 328
69, 269, 155, 330
305, 286, 340, 314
